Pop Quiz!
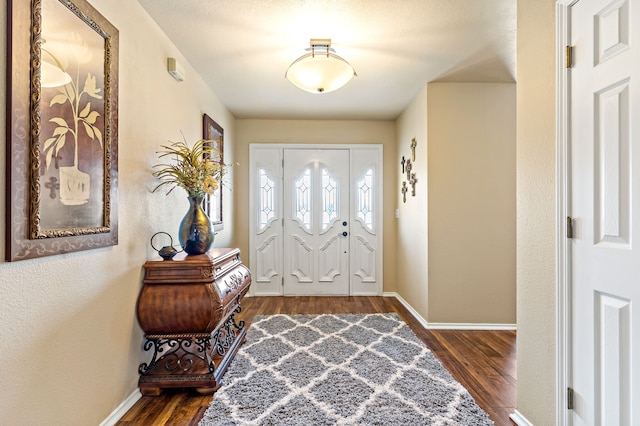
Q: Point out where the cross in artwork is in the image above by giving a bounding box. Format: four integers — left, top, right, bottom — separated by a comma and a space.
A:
405, 158, 412, 181
401, 181, 408, 203
401, 156, 406, 174
44, 177, 60, 199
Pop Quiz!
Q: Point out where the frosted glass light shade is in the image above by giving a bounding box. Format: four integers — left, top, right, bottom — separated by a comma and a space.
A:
286, 52, 356, 94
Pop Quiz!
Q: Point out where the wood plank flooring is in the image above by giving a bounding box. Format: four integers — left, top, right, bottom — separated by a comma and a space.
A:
117, 296, 516, 426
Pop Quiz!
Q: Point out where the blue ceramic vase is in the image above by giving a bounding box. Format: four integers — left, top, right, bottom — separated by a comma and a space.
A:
178, 196, 214, 255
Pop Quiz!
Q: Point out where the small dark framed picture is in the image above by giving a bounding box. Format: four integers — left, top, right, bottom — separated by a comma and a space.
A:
202, 114, 224, 231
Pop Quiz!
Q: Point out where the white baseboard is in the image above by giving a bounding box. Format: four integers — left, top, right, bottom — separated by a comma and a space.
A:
427, 322, 517, 330
509, 410, 534, 426
383, 292, 517, 330
383, 291, 431, 329
251, 292, 283, 296
100, 389, 142, 426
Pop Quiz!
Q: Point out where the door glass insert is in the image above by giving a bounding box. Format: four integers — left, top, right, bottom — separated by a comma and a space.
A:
357, 168, 374, 231
321, 168, 338, 231
258, 168, 276, 231
294, 168, 312, 230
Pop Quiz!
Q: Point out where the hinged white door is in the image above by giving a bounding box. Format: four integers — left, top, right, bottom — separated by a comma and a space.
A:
569, 0, 639, 424
283, 149, 350, 295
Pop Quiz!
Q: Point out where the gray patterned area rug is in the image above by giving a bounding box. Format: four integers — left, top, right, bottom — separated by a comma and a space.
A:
199, 313, 493, 426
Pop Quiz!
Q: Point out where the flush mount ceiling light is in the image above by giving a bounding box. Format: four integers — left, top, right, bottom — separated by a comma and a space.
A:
285, 38, 356, 94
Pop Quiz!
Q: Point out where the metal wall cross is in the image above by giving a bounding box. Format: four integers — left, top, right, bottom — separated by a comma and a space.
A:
409, 173, 417, 196
410, 138, 417, 161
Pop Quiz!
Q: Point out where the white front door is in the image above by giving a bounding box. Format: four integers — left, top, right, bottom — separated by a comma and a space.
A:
569, 0, 639, 424
283, 149, 350, 295
249, 144, 383, 297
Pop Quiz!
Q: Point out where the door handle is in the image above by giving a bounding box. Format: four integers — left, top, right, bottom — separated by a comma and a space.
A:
342, 231, 348, 237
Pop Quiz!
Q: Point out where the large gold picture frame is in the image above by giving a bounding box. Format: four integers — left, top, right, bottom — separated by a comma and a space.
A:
6, 0, 119, 261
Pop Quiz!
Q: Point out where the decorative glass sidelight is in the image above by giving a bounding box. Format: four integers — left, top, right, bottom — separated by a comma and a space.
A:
321, 168, 338, 231
294, 168, 312, 230
258, 168, 276, 231
357, 169, 374, 231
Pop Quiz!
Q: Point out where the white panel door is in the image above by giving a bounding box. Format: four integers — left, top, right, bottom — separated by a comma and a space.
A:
350, 148, 383, 295
250, 147, 283, 295
283, 149, 350, 295
570, 0, 639, 424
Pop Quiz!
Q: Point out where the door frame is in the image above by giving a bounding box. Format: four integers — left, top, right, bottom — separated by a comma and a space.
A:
557, 1, 579, 425
248, 143, 384, 297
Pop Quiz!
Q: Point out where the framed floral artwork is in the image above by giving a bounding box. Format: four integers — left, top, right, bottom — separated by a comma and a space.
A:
6, 0, 119, 261
202, 114, 224, 231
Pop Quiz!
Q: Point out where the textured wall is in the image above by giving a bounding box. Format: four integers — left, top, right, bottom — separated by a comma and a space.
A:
427, 83, 516, 324
395, 85, 430, 318
0, 1, 234, 424
394, 83, 516, 325
516, 0, 557, 424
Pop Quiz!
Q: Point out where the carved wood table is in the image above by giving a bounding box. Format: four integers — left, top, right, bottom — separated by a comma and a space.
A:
136, 248, 251, 395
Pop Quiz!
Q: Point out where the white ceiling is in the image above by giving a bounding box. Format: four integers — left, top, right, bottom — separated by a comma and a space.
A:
137, 0, 516, 120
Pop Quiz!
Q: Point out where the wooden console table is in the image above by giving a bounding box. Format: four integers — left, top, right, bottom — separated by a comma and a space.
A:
136, 248, 251, 395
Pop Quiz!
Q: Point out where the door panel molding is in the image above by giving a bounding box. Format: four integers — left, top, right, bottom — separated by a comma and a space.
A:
256, 235, 279, 282
291, 235, 313, 283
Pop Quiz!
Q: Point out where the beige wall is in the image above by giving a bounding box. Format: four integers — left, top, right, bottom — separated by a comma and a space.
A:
0, 0, 235, 424
516, 0, 557, 424
233, 119, 398, 292
394, 83, 516, 325
427, 83, 516, 324
395, 85, 430, 318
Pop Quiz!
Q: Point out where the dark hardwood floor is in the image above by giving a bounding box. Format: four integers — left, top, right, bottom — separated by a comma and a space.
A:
117, 296, 516, 426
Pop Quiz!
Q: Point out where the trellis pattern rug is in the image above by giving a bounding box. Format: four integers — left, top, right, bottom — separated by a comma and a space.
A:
199, 313, 493, 425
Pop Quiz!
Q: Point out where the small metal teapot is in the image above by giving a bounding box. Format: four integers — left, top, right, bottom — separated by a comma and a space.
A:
150, 232, 182, 260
